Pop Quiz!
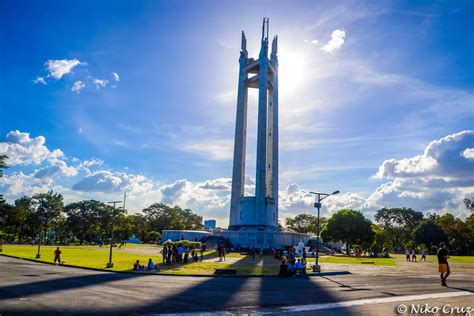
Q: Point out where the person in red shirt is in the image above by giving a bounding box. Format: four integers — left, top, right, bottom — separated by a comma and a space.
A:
54, 247, 62, 265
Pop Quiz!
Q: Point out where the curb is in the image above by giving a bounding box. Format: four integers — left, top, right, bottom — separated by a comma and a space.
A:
0, 253, 350, 278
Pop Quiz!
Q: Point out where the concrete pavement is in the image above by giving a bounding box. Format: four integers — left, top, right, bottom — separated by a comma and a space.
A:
0, 256, 472, 315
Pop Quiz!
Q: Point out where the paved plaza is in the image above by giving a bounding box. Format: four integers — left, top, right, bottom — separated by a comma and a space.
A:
1, 256, 472, 315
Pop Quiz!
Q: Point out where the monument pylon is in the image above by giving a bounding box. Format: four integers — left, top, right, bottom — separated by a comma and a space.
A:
229, 18, 279, 231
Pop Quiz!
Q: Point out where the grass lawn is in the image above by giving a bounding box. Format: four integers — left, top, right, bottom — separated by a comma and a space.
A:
9, 245, 473, 274
306, 255, 396, 266
1, 244, 162, 272
0, 245, 277, 275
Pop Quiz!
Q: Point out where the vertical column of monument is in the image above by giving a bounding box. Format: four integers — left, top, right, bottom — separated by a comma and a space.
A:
229, 31, 248, 229
266, 85, 274, 200
271, 36, 279, 227
255, 19, 269, 225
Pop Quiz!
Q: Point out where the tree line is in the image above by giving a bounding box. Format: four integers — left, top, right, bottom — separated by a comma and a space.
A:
0, 191, 204, 245
286, 205, 474, 255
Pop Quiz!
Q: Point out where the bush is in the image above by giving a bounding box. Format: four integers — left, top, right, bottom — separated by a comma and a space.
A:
162, 240, 202, 249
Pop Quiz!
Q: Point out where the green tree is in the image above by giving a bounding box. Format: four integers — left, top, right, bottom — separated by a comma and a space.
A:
143, 203, 203, 233
414, 220, 446, 253
465, 214, 474, 254
130, 213, 148, 242
436, 213, 470, 255
372, 224, 390, 253
0, 155, 8, 203
115, 214, 134, 242
10, 197, 33, 241
374, 207, 423, 251
285, 214, 326, 234
145, 231, 162, 243
0, 201, 15, 242
64, 200, 109, 244
321, 209, 374, 255
31, 191, 64, 247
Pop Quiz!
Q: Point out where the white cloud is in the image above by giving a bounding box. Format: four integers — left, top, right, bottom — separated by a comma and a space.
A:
45, 59, 83, 79
367, 131, 474, 217
462, 148, 474, 160
0, 130, 64, 166
34, 77, 47, 85
374, 131, 474, 181
34, 160, 78, 178
180, 139, 233, 160
80, 158, 104, 168
0, 171, 53, 197
93, 78, 109, 89
112, 72, 120, 82
72, 170, 154, 195
71, 81, 85, 93
321, 29, 346, 53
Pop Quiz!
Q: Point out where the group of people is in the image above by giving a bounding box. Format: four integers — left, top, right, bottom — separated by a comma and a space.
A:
405, 249, 427, 262
160, 244, 205, 265
279, 247, 307, 276
133, 258, 158, 271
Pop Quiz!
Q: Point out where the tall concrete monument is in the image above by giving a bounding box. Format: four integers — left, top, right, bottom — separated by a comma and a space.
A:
164, 19, 308, 248
229, 18, 279, 231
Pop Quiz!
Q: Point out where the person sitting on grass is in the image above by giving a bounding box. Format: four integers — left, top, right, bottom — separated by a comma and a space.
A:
295, 258, 303, 269
147, 258, 155, 270
133, 260, 144, 271
288, 262, 296, 276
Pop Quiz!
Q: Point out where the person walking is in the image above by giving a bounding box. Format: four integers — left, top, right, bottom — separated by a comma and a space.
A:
411, 249, 417, 262
437, 242, 450, 286
54, 247, 62, 265
405, 249, 411, 262
420, 249, 426, 262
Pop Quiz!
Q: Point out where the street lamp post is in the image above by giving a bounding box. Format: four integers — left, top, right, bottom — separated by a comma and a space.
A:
36, 230, 43, 259
309, 190, 339, 272
106, 200, 122, 268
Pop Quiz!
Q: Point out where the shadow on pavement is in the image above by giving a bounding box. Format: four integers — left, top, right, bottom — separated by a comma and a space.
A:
0, 255, 357, 315
0, 271, 148, 300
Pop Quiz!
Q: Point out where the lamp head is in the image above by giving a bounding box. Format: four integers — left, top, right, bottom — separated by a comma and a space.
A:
332, 190, 340, 195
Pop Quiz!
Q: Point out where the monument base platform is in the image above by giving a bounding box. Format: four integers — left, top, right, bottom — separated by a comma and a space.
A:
162, 228, 309, 249
216, 228, 309, 249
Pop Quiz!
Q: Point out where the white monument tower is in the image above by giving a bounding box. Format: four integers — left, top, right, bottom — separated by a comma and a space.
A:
163, 19, 309, 248
229, 18, 279, 231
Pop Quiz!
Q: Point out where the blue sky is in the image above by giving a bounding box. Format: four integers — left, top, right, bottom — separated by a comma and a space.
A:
1, 0, 473, 226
